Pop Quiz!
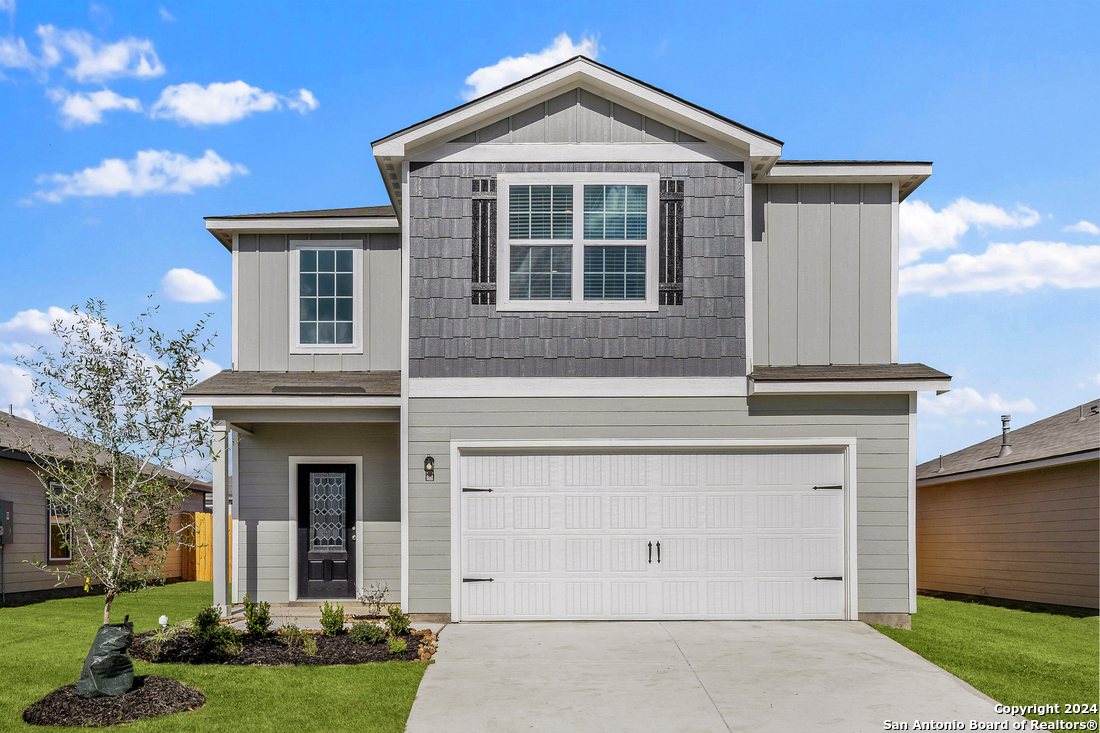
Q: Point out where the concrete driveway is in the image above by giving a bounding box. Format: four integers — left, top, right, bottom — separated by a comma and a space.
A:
405, 621, 1021, 733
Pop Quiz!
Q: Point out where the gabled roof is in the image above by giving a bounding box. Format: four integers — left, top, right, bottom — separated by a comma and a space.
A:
0, 412, 209, 490
917, 400, 1100, 483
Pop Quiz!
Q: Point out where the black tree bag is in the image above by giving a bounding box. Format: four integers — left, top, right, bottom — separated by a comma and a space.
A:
74, 617, 135, 699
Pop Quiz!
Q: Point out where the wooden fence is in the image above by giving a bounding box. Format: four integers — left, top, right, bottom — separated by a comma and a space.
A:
181, 512, 232, 582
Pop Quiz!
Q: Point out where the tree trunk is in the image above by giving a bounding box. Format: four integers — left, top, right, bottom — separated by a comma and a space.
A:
103, 592, 114, 625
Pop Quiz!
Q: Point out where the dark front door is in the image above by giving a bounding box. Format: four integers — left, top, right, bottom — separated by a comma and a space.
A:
297, 463, 356, 598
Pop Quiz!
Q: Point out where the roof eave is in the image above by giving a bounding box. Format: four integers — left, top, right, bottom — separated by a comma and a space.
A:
760, 162, 933, 201
205, 217, 402, 252
917, 449, 1100, 486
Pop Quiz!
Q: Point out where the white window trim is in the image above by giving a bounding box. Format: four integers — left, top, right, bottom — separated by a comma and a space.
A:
47, 482, 72, 563
288, 239, 365, 355
496, 172, 660, 312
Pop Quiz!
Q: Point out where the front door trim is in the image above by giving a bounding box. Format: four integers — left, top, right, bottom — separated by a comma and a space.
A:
289, 455, 364, 602
449, 438, 858, 622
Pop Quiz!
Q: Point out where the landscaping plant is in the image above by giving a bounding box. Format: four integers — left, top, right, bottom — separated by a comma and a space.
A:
386, 606, 411, 637
388, 636, 407, 655
351, 622, 388, 646
278, 623, 304, 649
3, 298, 216, 625
243, 594, 272, 636
320, 601, 345, 636
301, 634, 318, 657
356, 582, 390, 617
141, 622, 184, 661
191, 604, 240, 657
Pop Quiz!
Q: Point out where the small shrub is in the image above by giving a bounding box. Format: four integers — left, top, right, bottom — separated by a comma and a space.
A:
218, 627, 244, 656
388, 636, 407, 655
351, 622, 388, 645
142, 622, 183, 661
278, 623, 303, 649
191, 606, 222, 644
386, 606, 411, 637
242, 594, 272, 636
302, 634, 318, 657
356, 582, 390, 617
319, 601, 345, 637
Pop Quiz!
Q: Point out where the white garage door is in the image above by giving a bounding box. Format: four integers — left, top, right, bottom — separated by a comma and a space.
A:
458, 451, 847, 621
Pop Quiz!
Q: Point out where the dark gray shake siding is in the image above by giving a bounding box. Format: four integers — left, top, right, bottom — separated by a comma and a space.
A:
407, 161, 746, 378
406, 394, 912, 616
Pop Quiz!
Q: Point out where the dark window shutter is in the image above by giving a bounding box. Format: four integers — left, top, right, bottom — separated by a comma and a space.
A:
659, 179, 684, 305
471, 178, 497, 305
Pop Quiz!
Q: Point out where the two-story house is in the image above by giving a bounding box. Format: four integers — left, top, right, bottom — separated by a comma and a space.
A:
186, 57, 950, 629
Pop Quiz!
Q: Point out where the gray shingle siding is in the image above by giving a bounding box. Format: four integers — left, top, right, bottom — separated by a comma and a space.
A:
408, 161, 746, 378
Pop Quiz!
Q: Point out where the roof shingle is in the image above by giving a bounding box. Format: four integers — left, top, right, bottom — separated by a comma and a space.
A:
750, 364, 950, 382
184, 370, 401, 397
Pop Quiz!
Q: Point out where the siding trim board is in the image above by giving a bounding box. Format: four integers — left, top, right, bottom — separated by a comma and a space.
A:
447, 437, 859, 622
409, 377, 749, 398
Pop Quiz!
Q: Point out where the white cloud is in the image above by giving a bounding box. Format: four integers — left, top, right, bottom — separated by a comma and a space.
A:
161, 268, 225, 303
47, 87, 141, 127
150, 80, 319, 125
0, 0, 15, 15
919, 387, 1036, 417
1064, 220, 1099, 236
0, 306, 74, 338
899, 240, 1100, 296
36, 24, 164, 82
158, 6, 176, 22
899, 198, 1041, 265
461, 32, 598, 101
0, 36, 38, 71
35, 148, 248, 202
0, 363, 35, 420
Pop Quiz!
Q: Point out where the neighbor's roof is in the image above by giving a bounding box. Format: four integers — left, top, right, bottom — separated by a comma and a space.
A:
917, 400, 1100, 482
184, 370, 402, 397
750, 364, 951, 382
203, 205, 395, 221
0, 412, 209, 490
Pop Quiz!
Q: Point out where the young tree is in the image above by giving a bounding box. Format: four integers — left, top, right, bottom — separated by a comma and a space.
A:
5, 299, 216, 624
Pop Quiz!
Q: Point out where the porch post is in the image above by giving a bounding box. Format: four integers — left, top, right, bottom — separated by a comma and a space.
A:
211, 422, 231, 612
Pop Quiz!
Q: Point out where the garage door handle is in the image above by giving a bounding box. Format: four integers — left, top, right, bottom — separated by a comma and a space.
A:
813, 576, 843, 581
648, 542, 652, 563
462, 488, 493, 492
813, 485, 842, 490
463, 578, 494, 582
656, 541, 661, 563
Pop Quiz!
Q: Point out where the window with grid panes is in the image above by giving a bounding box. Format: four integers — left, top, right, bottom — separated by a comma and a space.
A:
299, 249, 354, 345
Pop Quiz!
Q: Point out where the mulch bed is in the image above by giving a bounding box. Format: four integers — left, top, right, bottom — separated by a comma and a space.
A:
23, 675, 205, 727
133, 627, 435, 666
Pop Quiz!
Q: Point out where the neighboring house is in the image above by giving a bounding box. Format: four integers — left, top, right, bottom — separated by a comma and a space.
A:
187, 56, 952, 628
916, 401, 1100, 612
0, 412, 209, 604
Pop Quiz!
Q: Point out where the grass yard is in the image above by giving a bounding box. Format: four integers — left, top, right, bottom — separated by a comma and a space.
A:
1, 582, 428, 732
875, 595, 1099, 725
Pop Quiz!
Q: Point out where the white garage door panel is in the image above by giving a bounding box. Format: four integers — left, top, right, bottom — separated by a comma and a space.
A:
460, 452, 846, 621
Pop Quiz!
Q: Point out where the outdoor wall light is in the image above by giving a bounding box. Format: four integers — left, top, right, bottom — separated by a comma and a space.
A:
424, 456, 435, 481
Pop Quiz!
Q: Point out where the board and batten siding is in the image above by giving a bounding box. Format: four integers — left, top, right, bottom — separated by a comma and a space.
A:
235, 232, 401, 372
406, 393, 912, 615
0, 456, 202, 597
917, 460, 1099, 609
233, 422, 400, 603
752, 183, 894, 366
409, 161, 746, 378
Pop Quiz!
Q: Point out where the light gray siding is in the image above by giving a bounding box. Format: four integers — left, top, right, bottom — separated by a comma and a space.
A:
752, 183, 894, 366
452, 90, 704, 145
409, 161, 746, 378
232, 422, 400, 603
235, 232, 401, 372
407, 394, 912, 615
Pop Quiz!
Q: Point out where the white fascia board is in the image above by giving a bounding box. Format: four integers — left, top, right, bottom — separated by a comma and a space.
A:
206, 218, 400, 233
374, 58, 781, 160
916, 450, 1100, 488
748, 379, 952, 395
411, 142, 743, 165
409, 377, 750, 398
763, 163, 932, 179
186, 395, 402, 408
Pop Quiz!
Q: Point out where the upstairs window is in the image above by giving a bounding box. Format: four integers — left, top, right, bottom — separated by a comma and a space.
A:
498, 173, 658, 312
48, 483, 71, 563
290, 240, 363, 353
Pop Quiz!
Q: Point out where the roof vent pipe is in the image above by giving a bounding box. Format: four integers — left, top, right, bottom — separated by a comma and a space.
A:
997, 415, 1013, 458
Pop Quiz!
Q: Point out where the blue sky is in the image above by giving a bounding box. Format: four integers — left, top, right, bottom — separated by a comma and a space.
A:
1, 0, 1097, 463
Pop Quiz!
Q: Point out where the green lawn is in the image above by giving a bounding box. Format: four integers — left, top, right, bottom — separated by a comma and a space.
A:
875, 595, 1099, 725
1, 582, 428, 732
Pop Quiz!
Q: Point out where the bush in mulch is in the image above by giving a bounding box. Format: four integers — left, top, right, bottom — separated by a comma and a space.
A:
133, 625, 436, 666
23, 675, 205, 727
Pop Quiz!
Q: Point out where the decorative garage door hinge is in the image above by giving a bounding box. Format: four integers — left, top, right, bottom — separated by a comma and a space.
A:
462, 488, 493, 492
813, 576, 843, 581
462, 578, 494, 582
812, 485, 843, 490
